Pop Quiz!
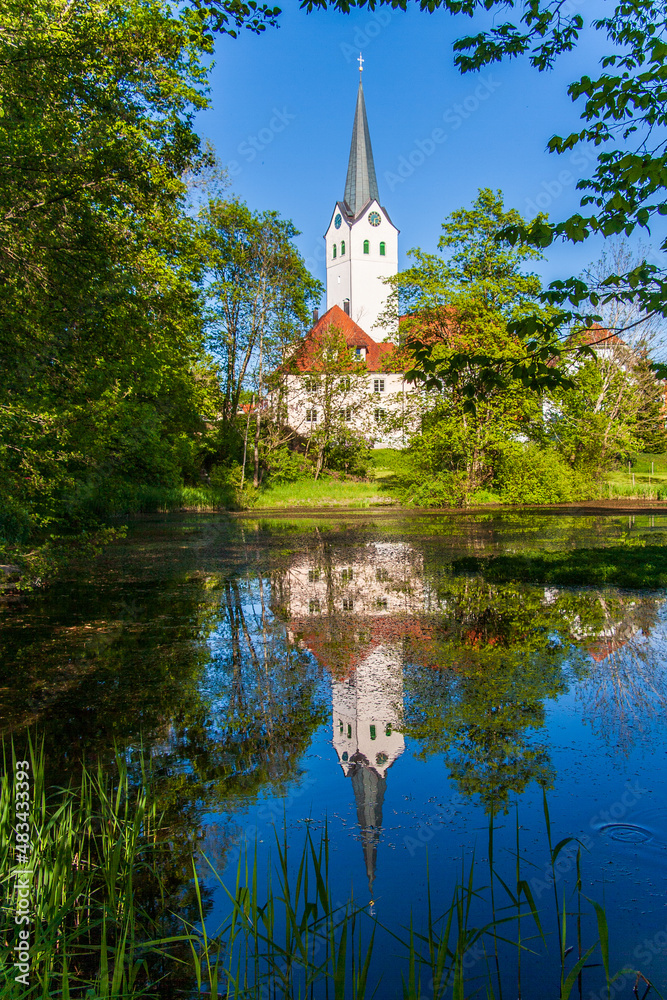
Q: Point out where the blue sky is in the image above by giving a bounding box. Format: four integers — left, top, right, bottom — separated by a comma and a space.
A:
196, 0, 654, 310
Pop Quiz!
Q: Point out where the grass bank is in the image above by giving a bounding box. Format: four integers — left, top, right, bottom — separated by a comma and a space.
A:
253, 477, 394, 509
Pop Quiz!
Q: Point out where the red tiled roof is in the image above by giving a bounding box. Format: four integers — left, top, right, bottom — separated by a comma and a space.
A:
292, 306, 396, 374
569, 323, 627, 349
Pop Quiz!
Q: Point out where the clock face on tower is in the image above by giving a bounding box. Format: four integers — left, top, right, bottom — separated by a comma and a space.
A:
334, 214, 342, 229
368, 211, 381, 227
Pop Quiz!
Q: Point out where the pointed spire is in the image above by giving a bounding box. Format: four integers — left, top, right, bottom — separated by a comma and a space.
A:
349, 759, 386, 897
343, 75, 380, 218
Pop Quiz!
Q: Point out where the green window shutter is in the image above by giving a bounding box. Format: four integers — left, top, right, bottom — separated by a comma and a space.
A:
363, 239, 369, 254
380, 242, 386, 256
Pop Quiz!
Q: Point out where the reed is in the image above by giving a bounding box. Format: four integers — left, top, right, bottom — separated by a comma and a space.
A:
0, 743, 660, 999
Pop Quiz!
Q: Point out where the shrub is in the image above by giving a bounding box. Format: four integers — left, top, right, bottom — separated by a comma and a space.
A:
264, 446, 312, 484
324, 427, 372, 478
494, 444, 597, 504
0, 495, 33, 545
397, 471, 470, 507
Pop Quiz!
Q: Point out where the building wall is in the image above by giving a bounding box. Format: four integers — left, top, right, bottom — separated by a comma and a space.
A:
283, 371, 416, 449
325, 200, 398, 340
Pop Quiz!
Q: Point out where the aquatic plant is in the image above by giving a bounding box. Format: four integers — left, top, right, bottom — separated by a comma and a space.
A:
0, 742, 660, 999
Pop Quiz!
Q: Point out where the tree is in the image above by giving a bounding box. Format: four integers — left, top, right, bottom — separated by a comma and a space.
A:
381, 189, 562, 408
200, 198, 321, 485
0, 0, 222, 543
285, 323, 373, 479
381, 191, 552, 504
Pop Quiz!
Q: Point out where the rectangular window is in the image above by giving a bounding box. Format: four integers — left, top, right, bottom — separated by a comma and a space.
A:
305, 376, 318, 392
340, 376, 351, 392
309, 598, 320, 613
347, 723, 352, 739
308, 569, 320, 582
341, 568, 353, 582
373, 379, 385, 393
376, 568, 389, 582
376, 597, 388, 609
338, 407, 351, 421
369, 725, 376, 740
374, 408, 385, 422
305, 408, 317, 422
342, 597, 354, 611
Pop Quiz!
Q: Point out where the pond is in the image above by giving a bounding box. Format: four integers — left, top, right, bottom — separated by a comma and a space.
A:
2, 510, 667, 997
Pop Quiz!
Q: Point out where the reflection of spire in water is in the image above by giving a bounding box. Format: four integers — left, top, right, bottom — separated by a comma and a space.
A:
349, 757, 386, 895
332, 644, 404, 901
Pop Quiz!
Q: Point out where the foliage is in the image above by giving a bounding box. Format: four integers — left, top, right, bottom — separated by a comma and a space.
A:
262, 445, 313, 484
494, 444, 595, 505
202, 198, 321, 427
0, 0, 224, 554
546, 351, 646, 475
381, 194, 559, 506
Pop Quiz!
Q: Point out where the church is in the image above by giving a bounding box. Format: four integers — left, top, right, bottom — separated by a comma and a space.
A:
282, 63, 414, 449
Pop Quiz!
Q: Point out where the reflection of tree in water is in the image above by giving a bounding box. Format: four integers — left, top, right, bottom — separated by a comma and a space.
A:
568, 591, 667, 749
0, 564, 326, 993
402, 581, 667, 809
401, 584, 581, 812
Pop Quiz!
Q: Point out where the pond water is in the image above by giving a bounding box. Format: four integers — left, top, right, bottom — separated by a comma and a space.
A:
2, 511, 667, 996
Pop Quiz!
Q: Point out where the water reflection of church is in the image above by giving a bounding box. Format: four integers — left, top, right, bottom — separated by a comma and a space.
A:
282, 541, 426, 896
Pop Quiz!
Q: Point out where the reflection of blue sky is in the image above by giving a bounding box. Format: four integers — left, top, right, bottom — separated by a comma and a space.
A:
197, 548, 667, 997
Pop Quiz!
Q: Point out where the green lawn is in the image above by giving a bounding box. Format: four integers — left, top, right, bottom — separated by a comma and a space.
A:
253, 449, 408, 508
254, 477, 395, 508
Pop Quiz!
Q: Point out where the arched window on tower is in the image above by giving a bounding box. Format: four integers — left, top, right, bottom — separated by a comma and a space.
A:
332, 244, 337, 259
379, 241, 386, 256
363, 239, 370, 254
341, 240, 346, 255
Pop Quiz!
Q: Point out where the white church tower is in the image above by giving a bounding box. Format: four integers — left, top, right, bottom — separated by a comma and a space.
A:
324, 58, 399, 340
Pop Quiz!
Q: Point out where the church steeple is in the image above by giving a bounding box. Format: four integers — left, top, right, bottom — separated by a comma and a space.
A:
324, 63, 398, 337
343, 67, 379, 218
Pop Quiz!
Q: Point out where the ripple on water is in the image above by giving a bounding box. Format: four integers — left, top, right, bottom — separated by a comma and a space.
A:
595, 808, 667, 852
598, 823, 654, 845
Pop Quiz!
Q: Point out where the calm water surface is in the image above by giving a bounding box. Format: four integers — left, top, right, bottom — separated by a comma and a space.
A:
2, 511, 667, 995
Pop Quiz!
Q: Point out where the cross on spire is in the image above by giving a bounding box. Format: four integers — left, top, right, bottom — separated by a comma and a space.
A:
358, 52, 364, 77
